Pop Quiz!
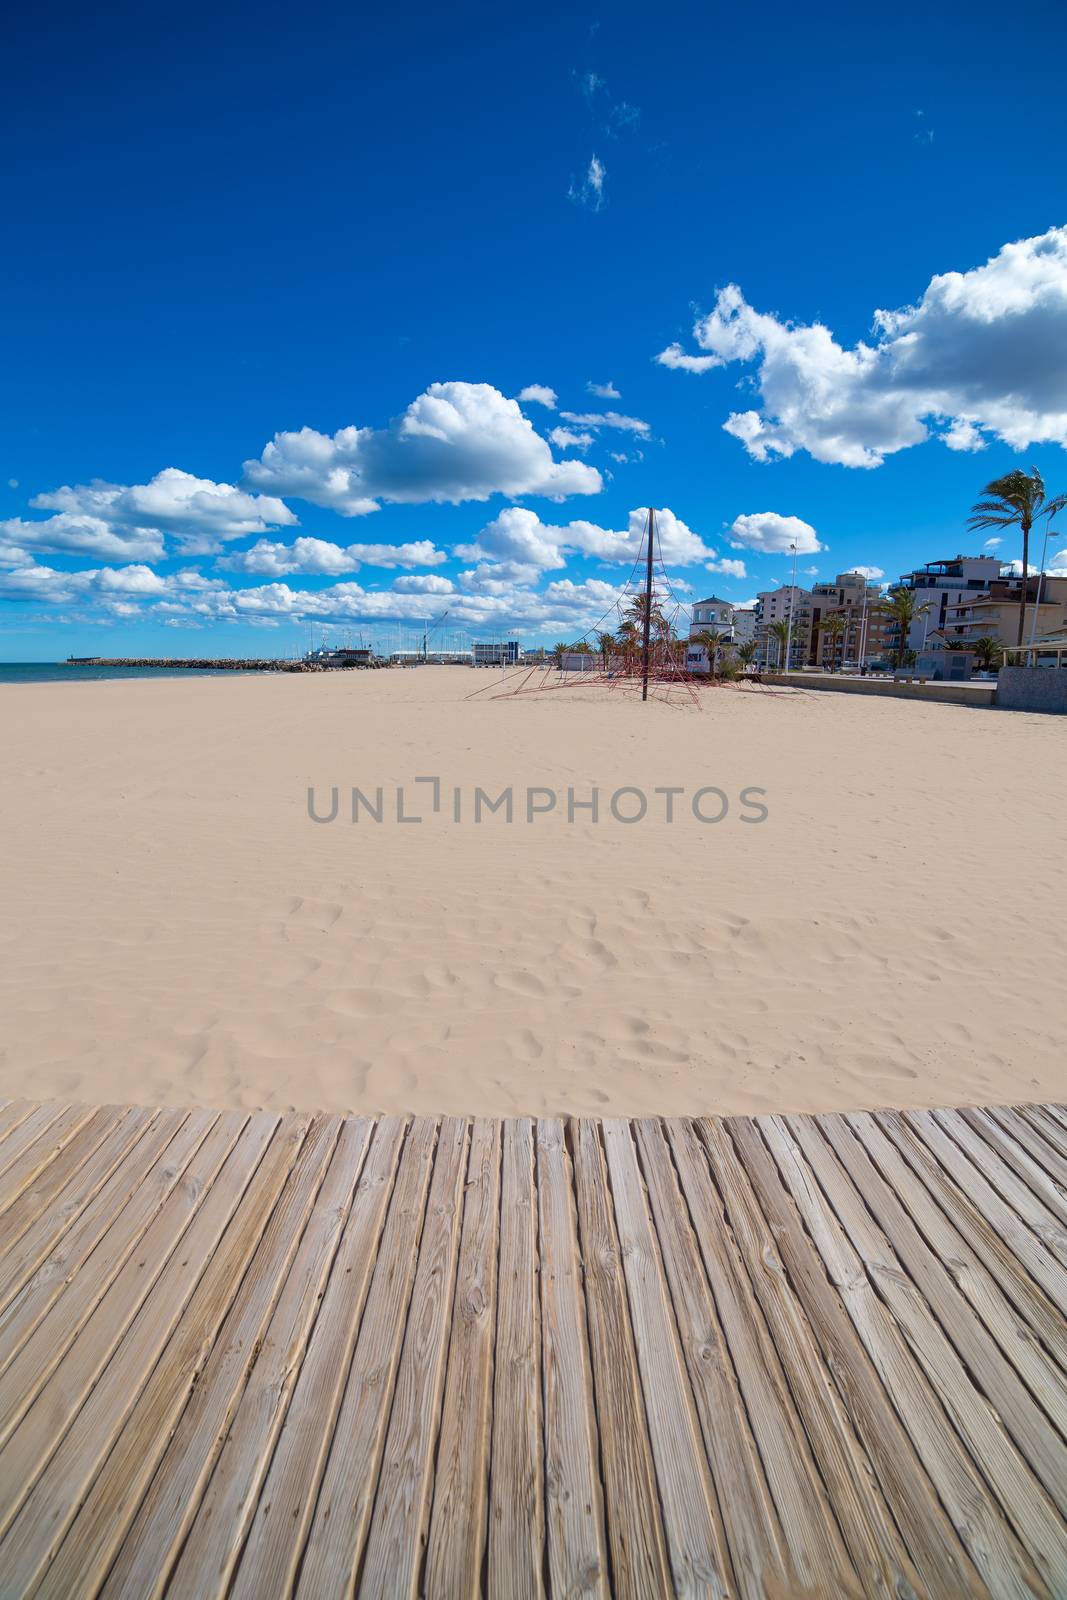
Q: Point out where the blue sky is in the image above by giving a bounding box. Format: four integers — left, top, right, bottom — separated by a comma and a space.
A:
3, 0, 1066, 657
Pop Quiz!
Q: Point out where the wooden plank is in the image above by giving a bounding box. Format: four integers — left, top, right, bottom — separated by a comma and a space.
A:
700, 1115, 917, 1599
933, 1110, 1067, 1268
0, 1104, 71, 1189
664, 1116, 848, 1593
0, 1106, 158, 1316
1021, 1107, 1067, 1167
0, 1110, 232, 1453
904, 1109, 1067, 1321
764, 1113, 1044, 1600
0, 1104, 97, 1221
875, 1111, 1067, 1385
819, 1113, 1067, 1548
570, 1119, 672, 1598
731, 1114, 980, 1599
790, 1113, 1066, 1596
536, 1118, 608, 1600
359, 1117, 470, 1599
0, 1102, 36, 1151
487, 1117, 545, 1600
162, 1118, 370, 1600
424, 1118, 502, 1599
99, 1115, 346, 1600
601, 1119, 730, 1599
848, 1112, 1067, 1445
0, 1107, 195, 1384
294, 1117, 439, 1599
960, 1108, 1067, 1231
634, 1119, 790, 1600
0, 1111, 289, 1591
990, 1107, 1067, 1191
229, 1116, 407, 1600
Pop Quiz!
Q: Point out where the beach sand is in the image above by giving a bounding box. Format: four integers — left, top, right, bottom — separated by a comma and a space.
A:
1, 667, 1062, 1117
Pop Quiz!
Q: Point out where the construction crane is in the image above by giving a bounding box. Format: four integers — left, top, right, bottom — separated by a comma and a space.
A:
422, 610, 450, 661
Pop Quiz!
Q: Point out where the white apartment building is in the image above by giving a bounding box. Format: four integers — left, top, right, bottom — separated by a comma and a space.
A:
896, 555, 1002, 651
754, 586, 809, 668
731, 608, 756, 644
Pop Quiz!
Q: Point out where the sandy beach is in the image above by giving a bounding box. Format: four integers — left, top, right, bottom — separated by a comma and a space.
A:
0, 667, 1062, 1117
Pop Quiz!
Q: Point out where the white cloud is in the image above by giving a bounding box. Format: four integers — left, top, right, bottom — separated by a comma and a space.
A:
28, 468, 296, 554
803, 565, 820, 577
0, 513, 165, 562
219, 537, 446, 576
7, 479, 18, 490
548, 427, 594, 451
569, 154, 606, 211
391, 574, 455, 594
706, 557, 747, 579
587, 380, 621, 399
728, 512, 823, 554
517, 385, 557, 408
243, 381, 601, 516
560, 409, 650, 436
983, 535, 1004, 548
457, 504, 715, 571
657, 227, 1067, 466
849, 565, 885, 580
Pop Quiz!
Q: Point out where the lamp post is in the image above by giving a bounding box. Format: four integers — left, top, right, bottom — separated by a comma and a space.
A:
784, 541, 799, 674
1027, 514, 1058, 651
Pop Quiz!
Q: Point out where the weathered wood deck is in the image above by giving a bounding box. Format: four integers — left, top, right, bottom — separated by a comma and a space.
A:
0, 1100, 1063, 1598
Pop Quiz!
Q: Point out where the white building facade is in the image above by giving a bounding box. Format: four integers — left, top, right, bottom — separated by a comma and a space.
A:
896, 555, 1002, 651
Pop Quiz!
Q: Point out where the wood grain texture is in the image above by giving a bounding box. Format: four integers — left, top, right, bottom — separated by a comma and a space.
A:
0, 1098, 1060, 1600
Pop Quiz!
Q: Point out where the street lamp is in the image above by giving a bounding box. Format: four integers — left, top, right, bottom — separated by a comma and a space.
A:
784, 542, 799, 673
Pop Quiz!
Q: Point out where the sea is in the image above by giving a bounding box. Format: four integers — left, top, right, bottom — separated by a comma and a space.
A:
0, 662, 281, 684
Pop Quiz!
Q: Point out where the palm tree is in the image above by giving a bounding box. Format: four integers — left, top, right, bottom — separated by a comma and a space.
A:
694, 628, 726, 677
769, 618, 791, 670
735, 639, 758, 672
552, 641, 568, 668
968, 467, 1067, 647
973, 636, 1003, 673
596, 631, 616, 669
818, 612, 846, 670
879, 587, 930, 668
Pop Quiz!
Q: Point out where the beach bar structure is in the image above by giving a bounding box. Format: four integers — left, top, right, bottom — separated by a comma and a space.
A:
0, 1095, 1064, 1597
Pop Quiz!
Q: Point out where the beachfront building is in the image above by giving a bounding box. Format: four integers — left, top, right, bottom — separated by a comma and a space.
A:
473, 640, 521, 666
895, 554, 1002, 652
800, 571, 890, 669
940, 574, 1067, 650
689, 596, 735, 640
732, 607, 756, 644
754, 586, 809, 668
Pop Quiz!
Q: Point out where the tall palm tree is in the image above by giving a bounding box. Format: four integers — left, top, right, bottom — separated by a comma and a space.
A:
879, 587, 930, 668
818, 612, 846, 670
596, 631, 616, 669
968, 467, 1067, 646
694, 628, 726, 676
769, 618, 791, 669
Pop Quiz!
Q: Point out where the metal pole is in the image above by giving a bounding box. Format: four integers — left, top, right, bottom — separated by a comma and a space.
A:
641, 507, 655, 702
1028, 519, 1054, 648
784, 542, 798, 673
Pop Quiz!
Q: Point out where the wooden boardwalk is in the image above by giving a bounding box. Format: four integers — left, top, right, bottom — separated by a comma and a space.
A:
0, 1101, 1063, 1597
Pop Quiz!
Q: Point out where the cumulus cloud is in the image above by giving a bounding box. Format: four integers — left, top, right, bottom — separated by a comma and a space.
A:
657, 227, 1067, 466
456, 504, 715, 572
728, 512, 823, 554
390, 574, 455, 594
706, 557, 747, 579
587, 381, 621, 399
569, 155, 606, 212
243, 382, 601, 516
26, 468, 296, 555
517, 385, 557, 408
548, 427, 594, 451
560, 409, 650, 436
0, 514, 165, 562
219, 537, 446, 577
849, 565, 885, 580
